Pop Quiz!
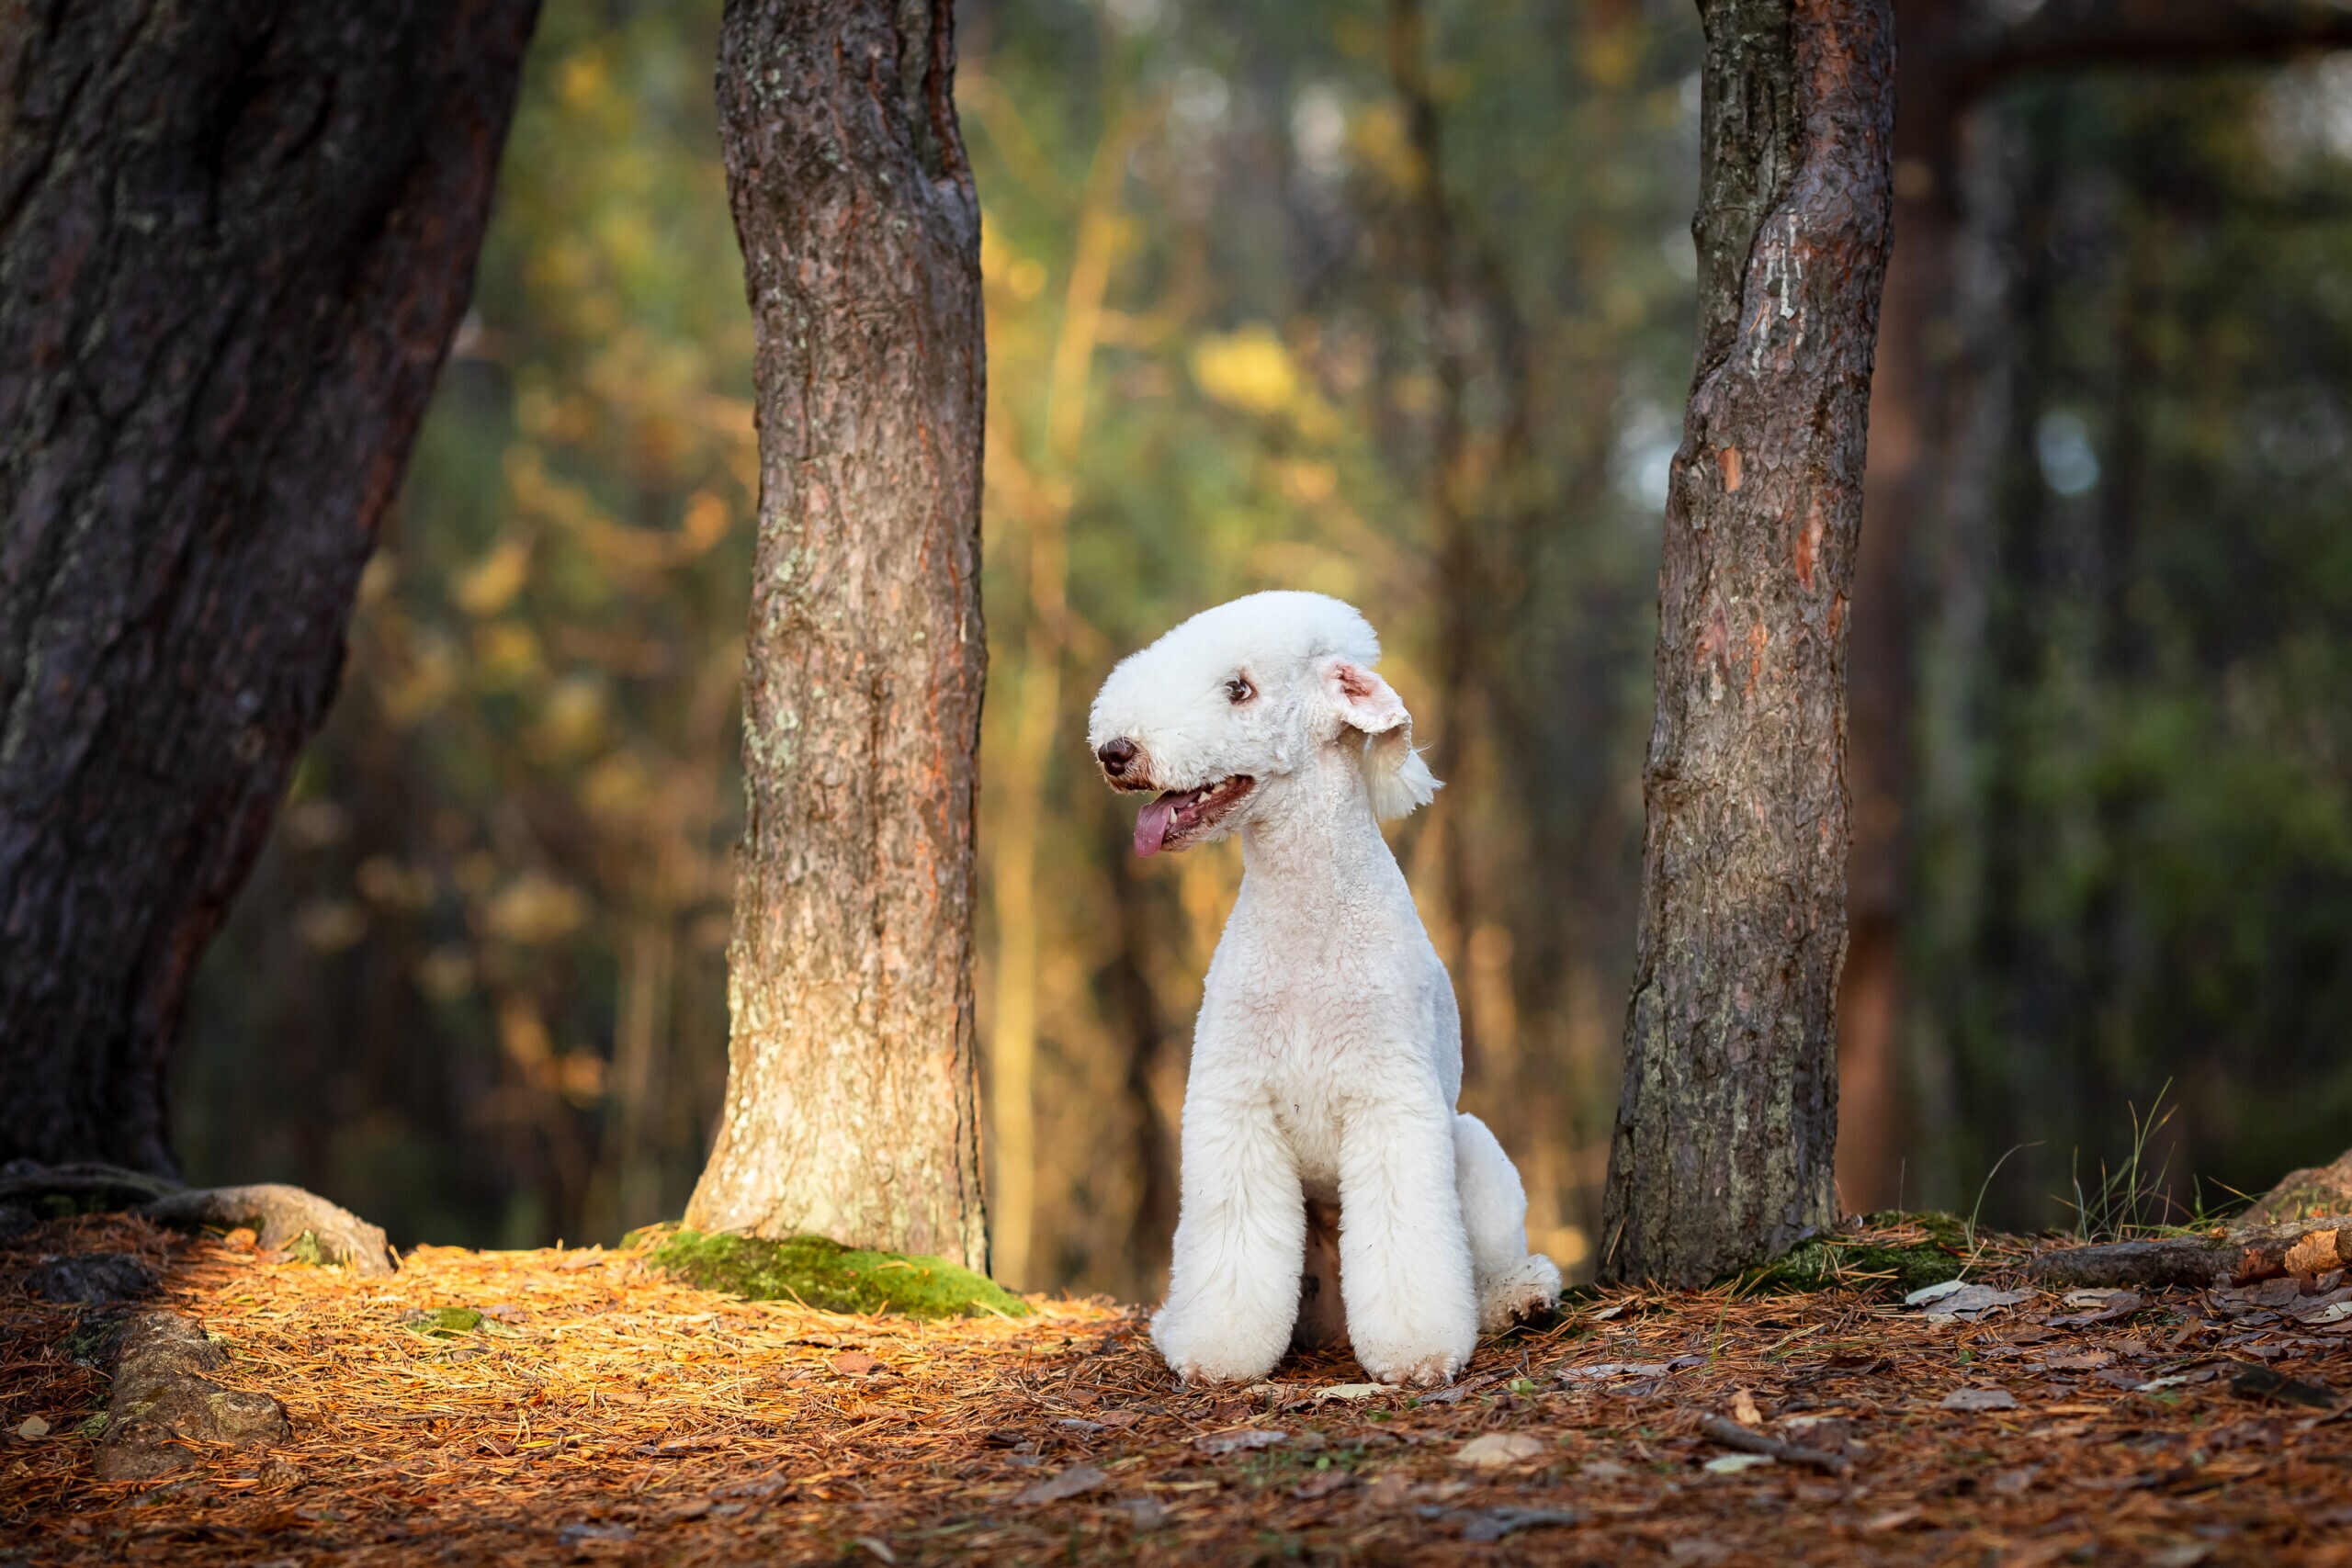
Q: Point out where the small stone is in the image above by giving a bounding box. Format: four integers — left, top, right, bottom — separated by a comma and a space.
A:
15, 1416, 50, 1439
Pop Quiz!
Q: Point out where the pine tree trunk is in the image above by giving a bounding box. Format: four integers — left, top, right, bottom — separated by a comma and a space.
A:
0, 0, 538, 1172
684, 0, 989, 1269
1599, 0, 1895, 1288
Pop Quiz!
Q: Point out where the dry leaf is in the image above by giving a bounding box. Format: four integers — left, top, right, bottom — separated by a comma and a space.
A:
1313, 1382, 1385, 1403
829, 1351, 878, 1377
1454, 1432, 1548, 1467
1730, 1389, 1764, 1427
1012, 1464, 1108, 1506
1939, 1387, 2019, 1412
1194, 1428, 1287, 1456
1108, 1496, 1167, 1529
1290, 1470, 1355, 1500
1456, 1506, 1581, 1541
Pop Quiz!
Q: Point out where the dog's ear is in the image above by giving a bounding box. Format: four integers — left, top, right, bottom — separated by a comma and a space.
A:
1321, 659, 1441, 819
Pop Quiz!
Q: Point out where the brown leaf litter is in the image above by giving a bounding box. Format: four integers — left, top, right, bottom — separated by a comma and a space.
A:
6, 1213, 2352, 1564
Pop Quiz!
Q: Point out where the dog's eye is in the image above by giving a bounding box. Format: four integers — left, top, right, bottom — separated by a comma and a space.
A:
1225, 675, 1255, 705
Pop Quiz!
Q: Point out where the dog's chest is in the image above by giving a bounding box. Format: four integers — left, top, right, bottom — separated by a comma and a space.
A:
1264, 1046, 1353, 1194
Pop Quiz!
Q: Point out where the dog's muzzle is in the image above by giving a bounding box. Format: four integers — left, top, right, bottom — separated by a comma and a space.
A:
1096, 737, 1148, 789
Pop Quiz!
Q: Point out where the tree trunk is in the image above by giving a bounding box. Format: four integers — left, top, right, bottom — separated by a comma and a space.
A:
1835, 0, 2352, 1221
0, 0, 538, 1173
684, 0, 989, 1269
1599, 0, 1895, 1288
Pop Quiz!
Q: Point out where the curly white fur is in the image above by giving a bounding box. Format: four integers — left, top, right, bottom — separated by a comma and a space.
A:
1088, 591, 1560, 1387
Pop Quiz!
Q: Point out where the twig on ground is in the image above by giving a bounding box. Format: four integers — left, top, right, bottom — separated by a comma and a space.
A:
1693, 1413, 1849, 1473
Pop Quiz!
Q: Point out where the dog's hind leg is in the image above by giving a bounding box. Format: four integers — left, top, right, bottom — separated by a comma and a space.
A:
1453, 1113, 1563, 1332
1291, 1198, 1349, 1355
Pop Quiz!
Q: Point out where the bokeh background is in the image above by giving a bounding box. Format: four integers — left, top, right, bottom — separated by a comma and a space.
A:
173, 0, 2352, 1300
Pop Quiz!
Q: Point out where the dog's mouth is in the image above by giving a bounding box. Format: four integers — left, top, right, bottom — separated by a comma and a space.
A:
1134, 776, 1256, 858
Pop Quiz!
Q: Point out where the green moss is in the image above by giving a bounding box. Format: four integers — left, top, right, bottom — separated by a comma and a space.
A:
405, 1306, 483, 1337
1734, 1212, 1978, 1298
633, 1227, 1031, 1320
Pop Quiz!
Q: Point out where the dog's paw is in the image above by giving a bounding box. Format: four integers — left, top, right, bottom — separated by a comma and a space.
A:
1477, 1253, 1564, 1335
1367, 1350, 1461, 1389
1151, 1306, 1281, 1387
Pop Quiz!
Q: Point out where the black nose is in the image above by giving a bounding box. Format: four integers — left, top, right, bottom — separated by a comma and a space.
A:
1097, 738, 1139, 779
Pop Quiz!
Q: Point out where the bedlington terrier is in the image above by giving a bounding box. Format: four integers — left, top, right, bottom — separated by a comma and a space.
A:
1088, 591, 1561, 1387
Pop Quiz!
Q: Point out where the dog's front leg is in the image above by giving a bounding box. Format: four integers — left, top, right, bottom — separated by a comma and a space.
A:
1151, 1087, 1303, 1385
1338, 1099, 1477, 1387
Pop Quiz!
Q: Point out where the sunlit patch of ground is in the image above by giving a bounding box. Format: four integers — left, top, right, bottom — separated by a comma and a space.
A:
5, 1214, 2351, 1564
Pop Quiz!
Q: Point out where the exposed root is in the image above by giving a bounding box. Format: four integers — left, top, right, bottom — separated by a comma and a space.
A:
2027, 1214, 2352, 1290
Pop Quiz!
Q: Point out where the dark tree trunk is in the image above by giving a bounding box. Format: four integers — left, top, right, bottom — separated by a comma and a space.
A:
0, 0, 538, 1173
1833, 0, 2352, 1213
1101, 811, 1178, 1294
684, 0, 989, 1268
1600, 0, 1895, 1288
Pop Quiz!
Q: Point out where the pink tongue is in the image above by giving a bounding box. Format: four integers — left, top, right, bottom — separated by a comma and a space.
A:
1134, 797, 1177, 858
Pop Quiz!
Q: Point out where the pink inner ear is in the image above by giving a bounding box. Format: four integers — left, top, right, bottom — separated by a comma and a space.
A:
1333, 663, 1378, 700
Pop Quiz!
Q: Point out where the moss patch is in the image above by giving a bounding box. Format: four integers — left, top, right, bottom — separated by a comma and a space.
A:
1735, 1212, 1980, 1298
632, 1227, 1030, 1320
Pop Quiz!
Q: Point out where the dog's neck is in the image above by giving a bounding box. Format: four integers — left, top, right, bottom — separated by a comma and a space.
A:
1238, 750, 1396, 890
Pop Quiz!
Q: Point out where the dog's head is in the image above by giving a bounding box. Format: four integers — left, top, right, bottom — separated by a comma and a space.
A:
1086, 591, 1439, 857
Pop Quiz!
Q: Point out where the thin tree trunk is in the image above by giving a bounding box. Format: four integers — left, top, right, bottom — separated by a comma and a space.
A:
1599, 0, 1895, 1288
684, 0, 989, 1269
1385, 0, 1486, 1068
0, 0, 537, 1172
1833, 0, 1960, 1216
983, 110, 1133, 1288
1834, 0, 2352, 1220
1100, 809, 1178, 1296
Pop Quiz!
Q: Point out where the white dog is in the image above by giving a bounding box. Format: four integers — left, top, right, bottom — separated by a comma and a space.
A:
1089, 591, 1561, 1387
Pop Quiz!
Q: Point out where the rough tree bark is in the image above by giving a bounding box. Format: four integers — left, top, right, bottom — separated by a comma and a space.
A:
0, 1, 539, 1172
684, 0, 989, 1269
1600, 0, 1895, 1288
1834, 0, 2352, 1213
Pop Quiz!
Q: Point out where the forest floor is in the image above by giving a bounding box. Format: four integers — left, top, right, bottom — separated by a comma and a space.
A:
5, 1213, 2352, 1566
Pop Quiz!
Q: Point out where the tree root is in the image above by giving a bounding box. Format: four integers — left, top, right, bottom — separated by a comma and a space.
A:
2026, 1214, 2352, 1290
137, 1184, 394, 1277
2244, 1149, 2352, 1226
96, 1310, 291, 1481
0, 1161, 395, 1276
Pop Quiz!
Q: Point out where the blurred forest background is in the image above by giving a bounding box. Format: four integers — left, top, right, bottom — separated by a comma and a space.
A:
172, 0, 2352, 1300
